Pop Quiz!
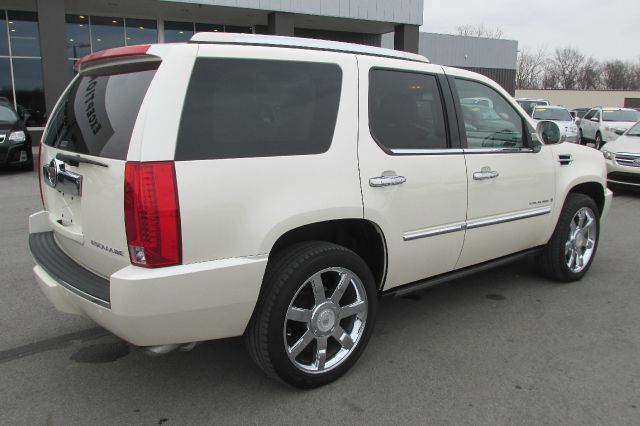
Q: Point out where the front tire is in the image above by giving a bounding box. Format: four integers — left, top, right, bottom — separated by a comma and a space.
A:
245, 241, 377, 388
538, 193, 599, 282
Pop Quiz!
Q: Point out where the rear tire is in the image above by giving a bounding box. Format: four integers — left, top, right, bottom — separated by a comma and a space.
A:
595, 133, 603, 150
245, 241, 377, 388
538, 193, 600, 282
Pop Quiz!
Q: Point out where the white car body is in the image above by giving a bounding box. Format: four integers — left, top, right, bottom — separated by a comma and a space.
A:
29, 34, 612, 375
580, 107, 640, 147
531, 105, 580, 143
601, 122, 640, 189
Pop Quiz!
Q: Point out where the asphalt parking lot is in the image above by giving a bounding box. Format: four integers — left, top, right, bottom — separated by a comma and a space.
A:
1, 165, 639, 425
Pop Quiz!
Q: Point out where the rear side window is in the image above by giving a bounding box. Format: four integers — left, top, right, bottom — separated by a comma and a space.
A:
175, 58, 342, 161
369, 69, 448, 151
44, 63, 157, 160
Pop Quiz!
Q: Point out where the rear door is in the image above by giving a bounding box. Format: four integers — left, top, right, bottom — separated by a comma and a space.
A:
40, 59, 162, 277
357, 57, 468, 290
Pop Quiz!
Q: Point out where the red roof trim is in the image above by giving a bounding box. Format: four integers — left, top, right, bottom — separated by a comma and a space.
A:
74, 45, 151, 71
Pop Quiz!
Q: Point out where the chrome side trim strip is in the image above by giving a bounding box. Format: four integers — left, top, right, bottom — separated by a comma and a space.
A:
464, 147, 535, 154
466, 207, 551, 230
403, 222, 465, 241
391, 148, 464, 155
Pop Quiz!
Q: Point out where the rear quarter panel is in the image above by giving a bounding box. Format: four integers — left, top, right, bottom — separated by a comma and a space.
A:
169, 46, 363, 263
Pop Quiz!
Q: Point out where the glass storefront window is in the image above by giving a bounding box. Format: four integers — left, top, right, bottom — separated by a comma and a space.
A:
7, 11, 40, 57
125, 18, 157, 45
91, 16, 125, 51
66, 14, 91, 58
195, 23, 223, 33
0, 57, 13, 105
12, 58, 45, 126
0, 11, 8, 56
225, 25, 253, 34
164, 21, 193, 43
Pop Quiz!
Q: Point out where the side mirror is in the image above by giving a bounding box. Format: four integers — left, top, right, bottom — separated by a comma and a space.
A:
536, 120, 566, 145
591, 117, 600, 122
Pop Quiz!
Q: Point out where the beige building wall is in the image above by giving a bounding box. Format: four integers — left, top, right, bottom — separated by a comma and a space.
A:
515, 90, 640, 110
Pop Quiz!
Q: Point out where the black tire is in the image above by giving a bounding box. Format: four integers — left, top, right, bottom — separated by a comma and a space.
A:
537, 193, 600, 282
245, 241, 377, 388
595, 133, 603, 150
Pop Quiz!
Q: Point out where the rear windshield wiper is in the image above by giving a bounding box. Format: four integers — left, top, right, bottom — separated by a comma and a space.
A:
56, 152, 108, 168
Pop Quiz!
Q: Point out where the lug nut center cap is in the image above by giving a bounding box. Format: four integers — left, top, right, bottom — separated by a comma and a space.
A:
316, 309, 336, 333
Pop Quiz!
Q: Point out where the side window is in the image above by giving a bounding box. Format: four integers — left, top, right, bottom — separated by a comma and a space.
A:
593, 111, 601, 121
175, 58, 342, 161
454, 78, 525, 149
583, 110, 595, 120
369, 69, 448, 151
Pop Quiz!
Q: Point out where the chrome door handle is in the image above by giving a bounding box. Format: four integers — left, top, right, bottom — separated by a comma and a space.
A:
369, 175, 406, 187
473, 167, 499, 180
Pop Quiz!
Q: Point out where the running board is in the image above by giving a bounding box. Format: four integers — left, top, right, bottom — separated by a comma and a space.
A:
382, 247, 544, 298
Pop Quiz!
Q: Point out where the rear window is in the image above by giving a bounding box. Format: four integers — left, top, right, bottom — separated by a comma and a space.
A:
175, 58, 342, 161
43, 63, 157, 160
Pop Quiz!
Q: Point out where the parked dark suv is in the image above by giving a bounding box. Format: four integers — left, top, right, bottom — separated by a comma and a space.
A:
0, 102, 33, 171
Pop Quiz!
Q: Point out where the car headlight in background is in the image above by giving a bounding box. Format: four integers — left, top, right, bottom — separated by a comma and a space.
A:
8, 131, 26, 143
602, 150, 613, 160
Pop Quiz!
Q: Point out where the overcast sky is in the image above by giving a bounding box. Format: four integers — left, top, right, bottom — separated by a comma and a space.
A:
421, 0, 640, 62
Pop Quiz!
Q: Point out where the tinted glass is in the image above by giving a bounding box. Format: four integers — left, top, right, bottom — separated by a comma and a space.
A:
12, 58, 45, 126
369, 70, 448, 150
225, 25, 253, 34
0, 58, 13, 106
583, 109, 595, 120
66, 14, 91, 58
44, 64, 157, 159
0, 103, 18, 123
164, 21, 193, 43
126, 18, 157, 45
91, 16, 124, 51
176, 58, 342, 160
7, 11, 40, 57
626, 122, 640, 136
532, 108, 573, 121
603, 110, 640, 122
195, 23, 223, 33
455, 78, 525, 149
0, 10, 9, 56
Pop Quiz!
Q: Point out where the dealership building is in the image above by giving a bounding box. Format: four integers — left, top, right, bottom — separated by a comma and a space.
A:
0, 0, 517, 137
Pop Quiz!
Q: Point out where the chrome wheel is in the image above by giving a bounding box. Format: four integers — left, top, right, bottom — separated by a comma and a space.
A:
283, 267, 368, 374
565, 207, 597, 273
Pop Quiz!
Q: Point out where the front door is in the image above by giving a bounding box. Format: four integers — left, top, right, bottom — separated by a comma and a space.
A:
358, 57, 468, 290
447, 73, 557, 268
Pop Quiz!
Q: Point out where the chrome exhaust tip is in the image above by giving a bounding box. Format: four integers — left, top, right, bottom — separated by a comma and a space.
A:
140, 342, 200, 357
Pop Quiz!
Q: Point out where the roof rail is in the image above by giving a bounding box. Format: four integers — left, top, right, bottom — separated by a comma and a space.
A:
189, 32, 429, 63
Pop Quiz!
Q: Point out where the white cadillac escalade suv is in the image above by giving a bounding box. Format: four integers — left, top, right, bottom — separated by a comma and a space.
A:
30, 34, 612, 388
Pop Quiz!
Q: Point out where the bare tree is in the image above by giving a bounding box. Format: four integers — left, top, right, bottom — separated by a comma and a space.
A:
516, 48, 547, 89
456, 23, 504, 39
602, 60, 630, 90
547, 47, 584, 89
577, 57, 601, 90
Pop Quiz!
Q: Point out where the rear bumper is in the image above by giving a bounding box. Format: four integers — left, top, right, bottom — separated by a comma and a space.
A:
29, 212, 268, 346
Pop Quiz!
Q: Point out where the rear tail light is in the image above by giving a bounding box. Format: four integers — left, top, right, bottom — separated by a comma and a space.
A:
124, 162, 182, 267
37, 143, 44, 207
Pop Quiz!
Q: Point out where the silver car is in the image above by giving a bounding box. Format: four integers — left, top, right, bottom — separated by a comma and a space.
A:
532, 105, 580, 143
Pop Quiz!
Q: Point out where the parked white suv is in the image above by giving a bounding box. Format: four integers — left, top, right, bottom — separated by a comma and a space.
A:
30, 34, 612, 388
579, 107, 640, 149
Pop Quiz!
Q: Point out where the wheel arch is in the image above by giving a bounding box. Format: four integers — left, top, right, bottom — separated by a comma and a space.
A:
568, 181, 605, 217
267, 219, 388, 291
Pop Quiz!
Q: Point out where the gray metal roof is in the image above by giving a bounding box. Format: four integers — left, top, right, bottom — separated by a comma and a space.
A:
162, 0, 424, 25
